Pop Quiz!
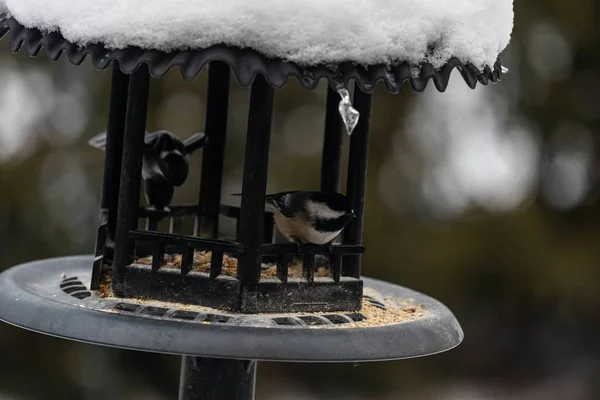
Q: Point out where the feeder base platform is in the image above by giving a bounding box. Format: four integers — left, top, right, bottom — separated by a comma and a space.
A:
0, 256, 463, 362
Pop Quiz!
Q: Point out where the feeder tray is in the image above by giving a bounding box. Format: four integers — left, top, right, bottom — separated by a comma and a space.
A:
0, 256, 462, 362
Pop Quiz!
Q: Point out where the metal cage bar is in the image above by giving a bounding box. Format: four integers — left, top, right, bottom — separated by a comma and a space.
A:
263, 214, 274, 243
130, 230, 245, 254
260, 243, 364, 256
276, 254, 289, 283
210, 251, 224, 278
90, 63, 130, 289
330, 253, 342, 282
302, 251, 315, 282
146, 217, 160, 231
152, 243, 165, 272
320, 86, 344, 193
195, 61, 231, 239
181, 246, 194, 275
112, 66, 151, 295
237, 75, 274, 309
169, 215, 183, 234
342, 85, 372, 279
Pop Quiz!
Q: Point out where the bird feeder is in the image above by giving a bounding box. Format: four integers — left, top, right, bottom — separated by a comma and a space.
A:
0, 1, 512, 398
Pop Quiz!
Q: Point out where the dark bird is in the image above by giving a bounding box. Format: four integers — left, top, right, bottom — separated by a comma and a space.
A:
89, 130, 207, 209
233, 191, 355, 254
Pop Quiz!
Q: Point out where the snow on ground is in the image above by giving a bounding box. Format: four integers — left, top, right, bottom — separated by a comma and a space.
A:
4, 0, 513, 69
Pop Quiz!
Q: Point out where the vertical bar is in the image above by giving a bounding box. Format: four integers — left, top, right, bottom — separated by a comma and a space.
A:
146, 217, 159, 231
320, 86, 344, 193
152, 243, 165, 272
104, 63, 130, 241
237, 75, 274, 310
90, 63, 130, 289
276, 254, 289, 283
303, 251, 315, 282
112, 66, 151, 295
181, 246, 194, 275
178, 357, 256, 400
210, 251, 223, 278
195, 62, 231, 238
170, 216, 183, 235
330, 253, 342, 283
91, 224, 107, 289
263, 213, 274, 243
342, 86, 372, 279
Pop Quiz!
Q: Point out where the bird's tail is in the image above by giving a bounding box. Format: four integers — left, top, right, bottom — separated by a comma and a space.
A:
229, 193, 274, 204
183, 132, 208, 154
88, 132, 107, 151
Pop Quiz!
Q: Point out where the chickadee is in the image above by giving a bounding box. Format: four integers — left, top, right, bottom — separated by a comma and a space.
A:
89, 130, 207, 209
234, 191, 355, 254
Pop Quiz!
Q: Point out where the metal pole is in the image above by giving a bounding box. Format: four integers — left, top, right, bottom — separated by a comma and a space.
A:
195, 61, 231, 238
112, 66, 151, 295
342, 85, 372, 278
320, 86, 344, 193
178, 356, 257, 400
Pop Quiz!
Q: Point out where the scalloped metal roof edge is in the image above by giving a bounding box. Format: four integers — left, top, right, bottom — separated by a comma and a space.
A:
0, 17, 503, 93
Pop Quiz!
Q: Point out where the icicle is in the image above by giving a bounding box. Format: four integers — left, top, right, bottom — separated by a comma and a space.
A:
335, 84, 359, 136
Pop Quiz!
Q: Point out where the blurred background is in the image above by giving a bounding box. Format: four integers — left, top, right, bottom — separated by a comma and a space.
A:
2, 0, 600, 399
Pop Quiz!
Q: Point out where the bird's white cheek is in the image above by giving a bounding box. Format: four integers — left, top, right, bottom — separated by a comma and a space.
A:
306, 201, 346, 220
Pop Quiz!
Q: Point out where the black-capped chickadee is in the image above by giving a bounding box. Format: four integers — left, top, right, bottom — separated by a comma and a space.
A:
234, 191, 355, 254
89, 130, 207, 209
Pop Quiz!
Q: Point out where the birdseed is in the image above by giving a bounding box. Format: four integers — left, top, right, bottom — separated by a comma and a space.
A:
96, 272, 426, 328
134, 251, 330, 279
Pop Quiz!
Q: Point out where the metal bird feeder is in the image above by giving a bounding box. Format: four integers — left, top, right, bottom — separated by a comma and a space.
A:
0, 11, 504, 400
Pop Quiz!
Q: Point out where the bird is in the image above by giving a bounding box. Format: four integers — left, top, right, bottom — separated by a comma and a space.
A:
233, 191, 356, 254
89, 130, 207, 210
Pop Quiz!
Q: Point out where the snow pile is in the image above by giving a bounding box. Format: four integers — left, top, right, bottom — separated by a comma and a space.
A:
4, 0, 514, 69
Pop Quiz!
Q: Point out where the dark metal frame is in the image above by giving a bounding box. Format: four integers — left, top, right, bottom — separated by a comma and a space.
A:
0, 17, 502, 314
90, 61, 367, 313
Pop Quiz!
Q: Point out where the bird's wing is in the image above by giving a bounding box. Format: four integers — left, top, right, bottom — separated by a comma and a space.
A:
265, 193, 297, 217
88, 132, 107, 151
183, 132, 208, 154
89, 131, 157, 151
144, 131, 161, 146
268, 191, 301, 198
230, 193, 292, 215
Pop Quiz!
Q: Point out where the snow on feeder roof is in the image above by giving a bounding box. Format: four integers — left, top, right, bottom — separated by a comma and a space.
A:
2, 0, 513, 70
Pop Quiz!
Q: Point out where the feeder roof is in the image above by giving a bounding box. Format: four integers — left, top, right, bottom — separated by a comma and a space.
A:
1, 0, 513, 70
